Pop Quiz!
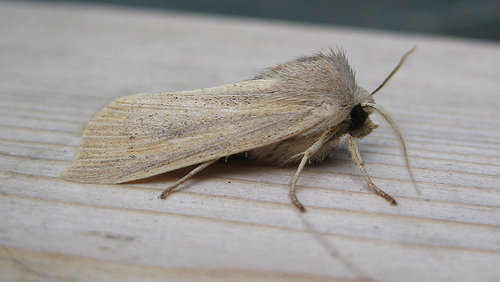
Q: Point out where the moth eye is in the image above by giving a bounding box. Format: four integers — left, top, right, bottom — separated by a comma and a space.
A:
348, 104, 368, 131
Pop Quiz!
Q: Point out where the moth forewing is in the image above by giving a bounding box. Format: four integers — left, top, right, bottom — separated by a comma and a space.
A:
63, 48, 416, 212
62, 79, 325, 184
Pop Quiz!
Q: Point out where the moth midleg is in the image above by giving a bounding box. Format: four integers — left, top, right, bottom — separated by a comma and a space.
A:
159, 159, 218, 199
289, 126, 341, 212
346, 134, 398, 205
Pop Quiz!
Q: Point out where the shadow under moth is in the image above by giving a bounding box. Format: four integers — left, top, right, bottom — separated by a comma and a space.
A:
63, 48, 418, 212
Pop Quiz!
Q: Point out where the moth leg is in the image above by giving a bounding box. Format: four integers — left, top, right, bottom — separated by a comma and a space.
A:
289, 127, 341, 212
159, 159, 218, 199
289, 153, 310, 212
346, 134, 398, 206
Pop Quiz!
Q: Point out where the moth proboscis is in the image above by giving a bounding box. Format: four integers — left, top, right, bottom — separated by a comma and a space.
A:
62, 47, 419, 212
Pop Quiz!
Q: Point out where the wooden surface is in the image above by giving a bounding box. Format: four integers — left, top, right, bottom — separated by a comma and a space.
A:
1, 1, 499, 281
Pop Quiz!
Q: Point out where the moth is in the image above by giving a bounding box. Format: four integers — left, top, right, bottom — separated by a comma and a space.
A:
62, 48, 417, 212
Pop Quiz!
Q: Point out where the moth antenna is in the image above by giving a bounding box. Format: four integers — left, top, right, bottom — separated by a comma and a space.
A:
361, 102, 421, 196
370, 46, 416, 96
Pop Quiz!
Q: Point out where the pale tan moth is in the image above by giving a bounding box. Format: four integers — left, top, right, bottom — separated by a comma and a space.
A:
63, 48, 417, 212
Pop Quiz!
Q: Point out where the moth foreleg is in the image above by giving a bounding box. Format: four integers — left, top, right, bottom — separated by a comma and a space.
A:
346, 134, 398, 206
159, 159, 219, 200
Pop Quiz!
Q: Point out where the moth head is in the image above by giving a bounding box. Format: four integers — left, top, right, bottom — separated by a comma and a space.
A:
348, 88, 378, 138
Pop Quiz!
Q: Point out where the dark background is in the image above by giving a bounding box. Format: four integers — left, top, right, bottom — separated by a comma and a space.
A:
25, 0, 500, 41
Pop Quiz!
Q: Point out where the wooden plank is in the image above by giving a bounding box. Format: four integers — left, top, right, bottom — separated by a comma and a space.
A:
1, 1, 499, 281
